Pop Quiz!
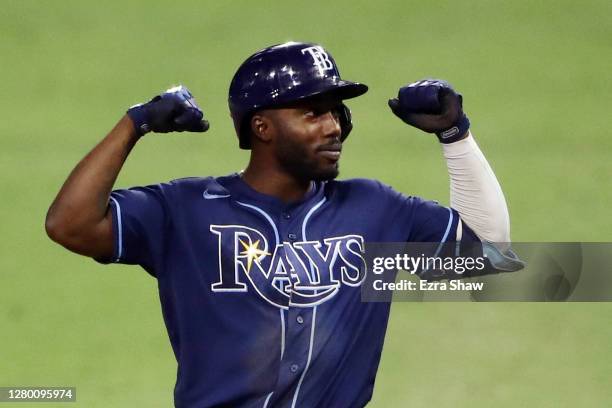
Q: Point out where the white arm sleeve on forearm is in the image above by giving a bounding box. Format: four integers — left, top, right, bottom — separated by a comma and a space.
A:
442, 132, 510, 244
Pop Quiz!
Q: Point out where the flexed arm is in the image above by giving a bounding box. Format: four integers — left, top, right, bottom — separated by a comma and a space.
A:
45, 86, 209, 259
388, 79, 510, 245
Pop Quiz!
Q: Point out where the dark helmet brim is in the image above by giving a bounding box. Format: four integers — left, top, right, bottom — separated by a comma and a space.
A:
283, 80, 368, 106
319, 80, 368, 100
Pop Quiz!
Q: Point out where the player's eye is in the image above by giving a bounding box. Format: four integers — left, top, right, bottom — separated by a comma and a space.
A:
305, 107, 338, 118
331, 106, 341, 120
303, 109, 316, 118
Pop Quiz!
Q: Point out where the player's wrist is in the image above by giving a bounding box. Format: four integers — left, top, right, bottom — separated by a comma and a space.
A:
126, 103, 152, 136
121, 114, 142, 139
435, 113, 470, 144
116, 114, 144, 144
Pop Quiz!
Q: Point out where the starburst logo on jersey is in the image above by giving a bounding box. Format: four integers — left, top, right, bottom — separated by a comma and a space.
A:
210, 225, 367, 308
239, 239, 270, 272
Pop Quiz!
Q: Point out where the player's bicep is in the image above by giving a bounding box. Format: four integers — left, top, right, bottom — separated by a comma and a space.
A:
100, 185, 170, 273
87, 209, 115, 261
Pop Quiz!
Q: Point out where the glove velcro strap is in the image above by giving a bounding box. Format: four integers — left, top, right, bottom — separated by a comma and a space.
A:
436, 114, 470, 144
126, 104, 151, 136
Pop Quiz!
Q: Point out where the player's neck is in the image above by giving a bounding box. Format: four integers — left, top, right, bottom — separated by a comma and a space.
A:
241, 161, 312, 204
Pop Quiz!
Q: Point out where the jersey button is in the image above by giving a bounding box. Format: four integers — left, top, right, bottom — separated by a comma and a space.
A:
282, 212, 291, 219
288, 233, 297, 241
296, 315, 304, 324
290, 364, 299, 373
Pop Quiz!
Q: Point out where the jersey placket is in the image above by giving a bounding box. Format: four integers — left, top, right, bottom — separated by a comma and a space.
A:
273, 208, 317, 405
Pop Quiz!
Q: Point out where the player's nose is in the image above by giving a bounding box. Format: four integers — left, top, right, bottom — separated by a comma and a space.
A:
321, 111, 342, 139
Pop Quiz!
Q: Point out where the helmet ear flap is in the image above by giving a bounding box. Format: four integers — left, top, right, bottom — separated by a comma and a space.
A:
339, 103, 353, 141
238, 113, 253, 149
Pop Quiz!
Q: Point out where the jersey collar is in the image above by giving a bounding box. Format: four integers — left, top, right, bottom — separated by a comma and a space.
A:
218, 173, 324, 213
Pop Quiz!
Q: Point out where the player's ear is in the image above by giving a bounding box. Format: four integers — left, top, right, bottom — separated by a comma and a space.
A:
250, 113, 273, 144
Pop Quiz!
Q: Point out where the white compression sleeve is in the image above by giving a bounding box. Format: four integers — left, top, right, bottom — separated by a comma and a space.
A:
442, 132, 511, 245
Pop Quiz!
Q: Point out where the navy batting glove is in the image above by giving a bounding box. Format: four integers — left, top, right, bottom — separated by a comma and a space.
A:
127, 85, 210, 136
388, 79, 470, 143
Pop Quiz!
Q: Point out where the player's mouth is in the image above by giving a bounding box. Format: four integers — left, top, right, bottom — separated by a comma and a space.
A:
317, 144, 342, 161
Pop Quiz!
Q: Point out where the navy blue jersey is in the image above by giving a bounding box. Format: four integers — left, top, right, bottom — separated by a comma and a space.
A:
105, 173, 477, 407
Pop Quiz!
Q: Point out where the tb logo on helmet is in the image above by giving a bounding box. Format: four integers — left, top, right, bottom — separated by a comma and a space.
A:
301, 45, 335, 75
209, 224, 367, 308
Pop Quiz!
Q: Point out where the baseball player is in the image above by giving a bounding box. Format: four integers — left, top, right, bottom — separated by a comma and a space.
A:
46, 42, 521, 407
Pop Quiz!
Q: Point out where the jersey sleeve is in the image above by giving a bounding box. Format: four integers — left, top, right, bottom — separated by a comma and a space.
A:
105, 183, 171, 276
368, 181, 525, 279
370, 180, 480, 244
408, 199, 479, 243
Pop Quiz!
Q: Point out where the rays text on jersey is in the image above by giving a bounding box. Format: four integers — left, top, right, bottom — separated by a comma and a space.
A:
209, 225, 367, 308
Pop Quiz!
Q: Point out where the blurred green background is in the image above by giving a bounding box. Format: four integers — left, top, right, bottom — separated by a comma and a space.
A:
1, 0, 611, 406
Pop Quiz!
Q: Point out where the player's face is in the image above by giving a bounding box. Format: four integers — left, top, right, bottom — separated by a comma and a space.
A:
267, 98, 343, 182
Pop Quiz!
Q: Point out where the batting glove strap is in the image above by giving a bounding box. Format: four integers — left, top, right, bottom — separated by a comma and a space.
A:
127, 103, 151, 136
436, 113, 470, 144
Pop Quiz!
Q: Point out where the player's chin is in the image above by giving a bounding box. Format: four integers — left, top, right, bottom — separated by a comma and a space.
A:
312, 162, 340, 181
285, 156, 339, 182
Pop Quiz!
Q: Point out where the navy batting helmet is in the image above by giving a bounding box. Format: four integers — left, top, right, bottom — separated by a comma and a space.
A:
228, 41, 368, 149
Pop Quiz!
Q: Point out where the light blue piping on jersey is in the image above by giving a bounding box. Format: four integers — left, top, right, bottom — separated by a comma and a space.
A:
291, 196, 326, 408
433, 207, 454, 258
279, 309, 286, 359
235, 200, 284, 408
236, 201, 280, 246
291, 306, 317, 408
261, 196, 327, 408
263, 308, 286, 408
302, 197, 327, 281
263, 391, 273, 407
301, 197, 327, 244
236, 200, 286, 353
109, 197, 123, 262
417, 208, 454, 277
